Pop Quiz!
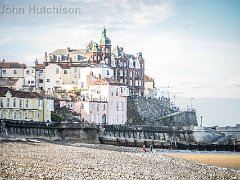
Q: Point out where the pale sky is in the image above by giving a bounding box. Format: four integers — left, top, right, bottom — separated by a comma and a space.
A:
0, 0, 240, 126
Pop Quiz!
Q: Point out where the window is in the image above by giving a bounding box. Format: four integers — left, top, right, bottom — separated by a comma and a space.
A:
56, 68, 59, 74
47, 79, 50, 82
2, 69, 6, 74
116, 88, 119, 96
97, 103, 99, 111
74, 55, 78, 61
39, 70, 43, 73
14, 70, 17, 74
92, 104, 95, 111
26, 70, 29, 74
121, 101, 124, 111
38, 99, 42, 108
81, 103, 84, 109
0, 98, 2, 107
56, 81, 60, 85
19, 99, 22, 108
39, 79, 43, 83
64, 70, 68, 74
6, 98, 10, 107
97, 88, 101, 94
130, 80, 133, 86
107, 70, 110, 75
28, 80, 30, 84
111, 88, 114, 96
26, 99, 29, 108
74, 67, 77, 73
14, 112, 17, 119
81, 82, 84, 88
31, 81, 34, 84
121, 87, 123, 93
120, 70, 123, 76
116, 101, 119, 111
32, 70, 34, 73
13, 98, 16, 107
103, 104, 106, 111
135, 80, 139, 86
111, 101, 114, 110
57, 55, 61, 61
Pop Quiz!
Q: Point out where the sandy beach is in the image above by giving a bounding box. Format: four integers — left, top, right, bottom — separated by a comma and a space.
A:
0, 140, 240, 179
170, 154, 240, 170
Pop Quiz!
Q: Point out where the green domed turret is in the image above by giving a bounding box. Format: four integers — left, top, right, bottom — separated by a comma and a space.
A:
99, 27, 111, 45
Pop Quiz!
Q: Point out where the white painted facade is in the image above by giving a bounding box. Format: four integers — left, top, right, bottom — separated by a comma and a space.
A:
44, 64, 62, 94
0, 67, 24, 79
78, 65, 113, 90
89, 80, 129, 125
0, 62, 25, 89
24, 66, 36, 88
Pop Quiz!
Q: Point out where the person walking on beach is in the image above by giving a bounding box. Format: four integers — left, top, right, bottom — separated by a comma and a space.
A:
142, 144, 146, 152
150, 144, 153, 152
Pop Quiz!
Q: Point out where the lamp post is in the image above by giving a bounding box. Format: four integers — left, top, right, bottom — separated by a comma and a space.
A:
79, 101, 82, 122
174, 95, 176, 106
190, 97, 193, 110
167, 86, 170, 99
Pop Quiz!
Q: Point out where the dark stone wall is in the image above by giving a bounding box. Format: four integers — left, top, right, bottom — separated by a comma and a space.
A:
127, 96, 198, 126
0, 121, 99, 143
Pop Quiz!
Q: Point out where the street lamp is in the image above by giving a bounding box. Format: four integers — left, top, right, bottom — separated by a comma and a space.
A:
174, 95, 176, 106
190, 97, 193, 110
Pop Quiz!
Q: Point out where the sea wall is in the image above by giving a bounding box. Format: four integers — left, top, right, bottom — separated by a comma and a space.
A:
0, 120, 98, 143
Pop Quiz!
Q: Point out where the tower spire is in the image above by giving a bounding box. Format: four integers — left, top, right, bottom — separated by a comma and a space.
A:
102, 26, 106, 37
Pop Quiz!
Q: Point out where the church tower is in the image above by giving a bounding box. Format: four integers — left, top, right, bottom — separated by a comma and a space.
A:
99, 27, 111, 66
91, 42, 102, 63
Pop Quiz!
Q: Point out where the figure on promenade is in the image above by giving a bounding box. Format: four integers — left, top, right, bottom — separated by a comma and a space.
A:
150, 144, 153, 152
142, 144, 146, 152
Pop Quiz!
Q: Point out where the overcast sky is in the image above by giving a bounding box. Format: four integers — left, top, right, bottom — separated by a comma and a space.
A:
1, 0, 240, 126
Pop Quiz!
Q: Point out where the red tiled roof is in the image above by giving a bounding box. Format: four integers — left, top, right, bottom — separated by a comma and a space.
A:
35, 64, 47, 70
0, 62, 26, 68
144, 75, 153, 81
90, 78, 125, 86
59, 64, 71, 69
0, 87, 42, 99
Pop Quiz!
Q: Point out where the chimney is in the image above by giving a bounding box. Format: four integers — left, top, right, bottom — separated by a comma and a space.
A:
2, 59, 5, 63
44, 52, 47, 61
34, 58, 38, 65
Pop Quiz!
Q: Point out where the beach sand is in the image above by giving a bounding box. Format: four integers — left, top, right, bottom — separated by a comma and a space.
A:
171, 154, 240, 170
0, 140, 239, 179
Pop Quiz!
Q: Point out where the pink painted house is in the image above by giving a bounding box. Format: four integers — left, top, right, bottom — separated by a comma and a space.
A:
59, 77, 129, 125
